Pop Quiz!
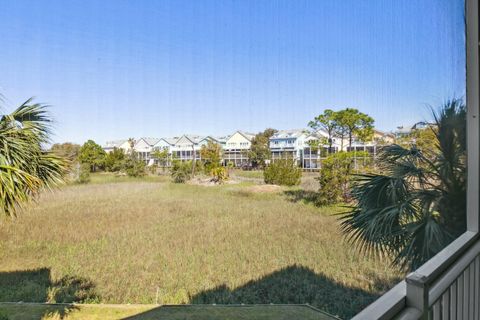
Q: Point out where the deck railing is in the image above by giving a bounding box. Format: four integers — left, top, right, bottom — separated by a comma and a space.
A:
352, 232, 480, 320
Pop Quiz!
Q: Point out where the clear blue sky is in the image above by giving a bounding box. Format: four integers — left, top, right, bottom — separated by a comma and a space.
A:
0, 0, 466, 144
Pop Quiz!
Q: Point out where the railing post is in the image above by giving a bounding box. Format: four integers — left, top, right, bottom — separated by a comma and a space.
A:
405, 273, 429, 319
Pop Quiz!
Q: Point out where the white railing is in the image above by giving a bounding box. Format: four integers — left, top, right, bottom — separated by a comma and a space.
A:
352, 232, 479, 320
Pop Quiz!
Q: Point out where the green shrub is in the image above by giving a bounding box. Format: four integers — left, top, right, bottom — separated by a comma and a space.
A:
104, 147, 125, 172
264, 159, 302, 186
316, 151, 368, 205
148, 163, 158, 175
171, 160, 193, 183
123, 155, 146, 177
211, 167, 229, 184
77, 163, 91, 184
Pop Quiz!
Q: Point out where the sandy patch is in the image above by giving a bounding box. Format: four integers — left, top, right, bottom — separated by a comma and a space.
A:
247, 184, 283, 193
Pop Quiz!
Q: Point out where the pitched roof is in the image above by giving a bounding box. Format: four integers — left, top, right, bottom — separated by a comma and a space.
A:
271, 129, 308, 139
104, 139, 127, 148
141, 137, 161, 146
237, 130, 256, 141
164, 137, 179, 145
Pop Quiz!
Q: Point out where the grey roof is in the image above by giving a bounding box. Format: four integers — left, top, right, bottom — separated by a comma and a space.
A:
163, 137, 179, 145
271, 129, 308, 139
138, 137, 161, 146
184, 135, 207, 144
213, 136, 229, 143
238, 131, 256, 140
104, 139, 127, 148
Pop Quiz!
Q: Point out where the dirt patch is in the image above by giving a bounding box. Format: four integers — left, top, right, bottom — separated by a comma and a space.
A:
187, 176, 240, 187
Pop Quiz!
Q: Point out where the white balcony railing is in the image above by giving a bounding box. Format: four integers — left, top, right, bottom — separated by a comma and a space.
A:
352, 232, 480, 320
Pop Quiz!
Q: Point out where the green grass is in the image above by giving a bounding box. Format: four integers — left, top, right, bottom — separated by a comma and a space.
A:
0, 173, 402, 319
0, 303, 336, 320
231, 169, 264, 179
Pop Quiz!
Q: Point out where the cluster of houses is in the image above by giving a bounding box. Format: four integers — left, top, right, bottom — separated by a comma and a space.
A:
102, 126, 414, 169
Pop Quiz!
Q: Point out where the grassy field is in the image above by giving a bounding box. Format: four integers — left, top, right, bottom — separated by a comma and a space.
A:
0, 174, 402, 319
0, 303, 335, 320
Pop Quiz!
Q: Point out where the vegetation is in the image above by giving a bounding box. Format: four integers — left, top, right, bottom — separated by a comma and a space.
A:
200, 141, 223, 173
104, 147, 126, 172
0, 173, 400, 318
248, 128, 277, 168
335, 108, 374, 148
316, 152, 367, 206
78, 140, 106, 172
170, 160, 193, 183
123, 151, 146, 177
341, 100, 466, 270
74, 163, 91, 184
0, 98, 68, 217
0, 303, 332, 320
264, 158, 302, 186
210, 166, 229, 184
308, 109, 338, 154
151, 148, 169, 171
50, 143, 80, 162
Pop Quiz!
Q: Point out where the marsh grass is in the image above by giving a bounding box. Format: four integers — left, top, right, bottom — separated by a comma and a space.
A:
0, 174, 402, 318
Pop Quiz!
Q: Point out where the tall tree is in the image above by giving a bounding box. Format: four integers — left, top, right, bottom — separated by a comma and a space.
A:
341, 99, 466, 270
200, 140, 223, 173
248, 128, 277, 168
335, 108, 374, 148
79, 140, 106, 172
0, 98, 68, 216
308, 109, 338, 153
50, 142, 81, 162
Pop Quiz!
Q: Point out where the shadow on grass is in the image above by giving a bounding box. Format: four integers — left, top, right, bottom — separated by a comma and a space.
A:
283, 189, 320, 206
0, 268, 99, 319
122, 265, 398, 320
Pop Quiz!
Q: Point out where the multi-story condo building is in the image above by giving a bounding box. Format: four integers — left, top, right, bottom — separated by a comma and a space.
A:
134, 137, 160, 165
346, 129, 395, 156
151, 138, 178, 166
103, 139, 133, 154
103, 128, 395, 169
223, 131, 255, 167
169, 134, 226, 162
269, 129, 309, 164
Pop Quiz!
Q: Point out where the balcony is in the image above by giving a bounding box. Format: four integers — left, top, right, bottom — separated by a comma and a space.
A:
352, 1, 479, 318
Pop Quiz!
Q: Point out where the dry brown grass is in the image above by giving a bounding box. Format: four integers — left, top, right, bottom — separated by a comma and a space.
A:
0, 174, 402, 318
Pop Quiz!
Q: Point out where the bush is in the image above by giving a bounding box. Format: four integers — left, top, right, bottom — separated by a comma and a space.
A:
171, 160, 193, 183
148, 163, 158, 175
69, 162, 90, 184
104, 147, 125, 172
123, 154, 146, 177
77, 163, 91, 184
211, 167, 228, 184
264, 159, 302, 186
316, 151, 367, 205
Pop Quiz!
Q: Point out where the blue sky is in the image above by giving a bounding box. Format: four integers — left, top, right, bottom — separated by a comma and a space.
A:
0, 0, 466, 144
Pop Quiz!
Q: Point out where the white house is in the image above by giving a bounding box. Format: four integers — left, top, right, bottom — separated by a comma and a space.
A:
103, 139, 133, 154
151, 138, 177, 166
169, 135, 222, 162
347, 129, 395, 156
223, 131, 255, 167
133, 137, 160, 165
269, 129, 309, 164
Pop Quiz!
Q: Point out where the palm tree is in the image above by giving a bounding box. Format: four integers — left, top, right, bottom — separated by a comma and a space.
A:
341, 99, 466, 270
0, 98, 67, 217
